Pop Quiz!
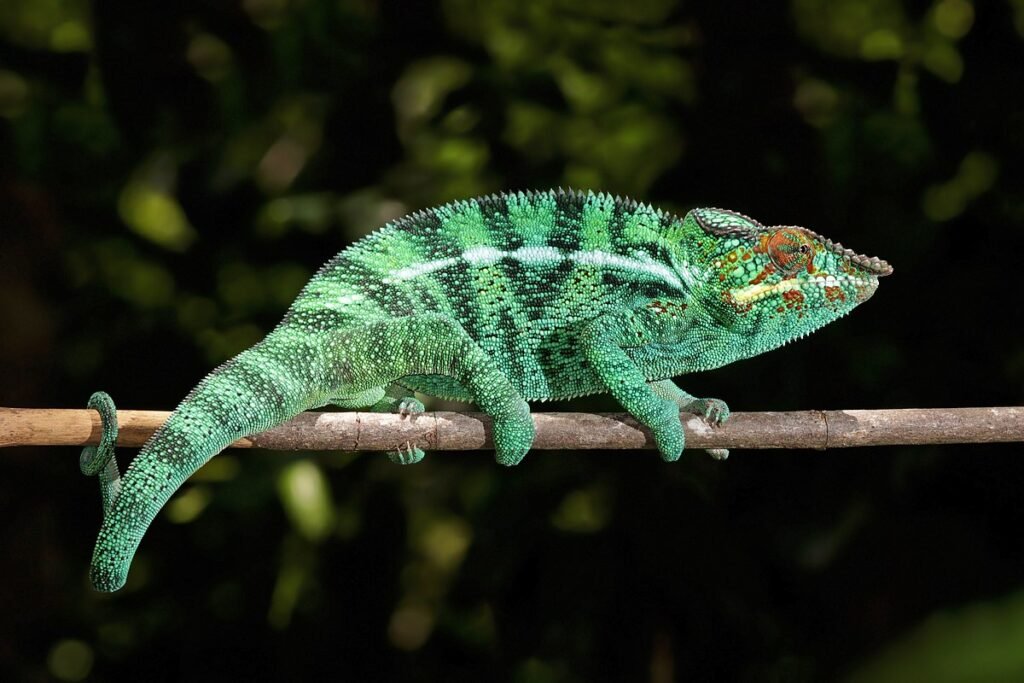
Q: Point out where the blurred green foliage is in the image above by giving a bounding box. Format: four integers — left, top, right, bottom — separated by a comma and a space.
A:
2, 0, 1024, 681
846, 590, 1024, 682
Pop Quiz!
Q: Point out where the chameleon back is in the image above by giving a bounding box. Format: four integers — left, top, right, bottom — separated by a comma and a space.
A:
286, 190, 694, 401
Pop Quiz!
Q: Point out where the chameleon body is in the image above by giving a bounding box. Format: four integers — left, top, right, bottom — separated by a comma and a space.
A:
83, 189, 891, 591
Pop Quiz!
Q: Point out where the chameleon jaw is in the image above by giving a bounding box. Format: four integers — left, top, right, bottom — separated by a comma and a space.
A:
730, 274, 878, 305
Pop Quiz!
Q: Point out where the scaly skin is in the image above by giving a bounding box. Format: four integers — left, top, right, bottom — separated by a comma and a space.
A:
83, 189, 891, 591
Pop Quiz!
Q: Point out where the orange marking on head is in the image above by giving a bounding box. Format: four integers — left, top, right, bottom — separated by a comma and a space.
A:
782, 290, 805, 309
825, 286, 845, 302
748, 263, 775, 286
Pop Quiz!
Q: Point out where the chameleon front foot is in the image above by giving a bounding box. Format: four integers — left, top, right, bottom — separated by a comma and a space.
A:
643, 391, 733, 462
648, 382, 731, 459
647, 399, 687, 463
680, 396, 731, 460
682, 397, 730, 426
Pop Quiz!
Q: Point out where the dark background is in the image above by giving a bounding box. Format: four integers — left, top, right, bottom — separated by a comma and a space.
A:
2, 0, 1023, 681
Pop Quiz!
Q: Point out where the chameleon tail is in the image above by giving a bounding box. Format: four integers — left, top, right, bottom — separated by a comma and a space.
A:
86, 335, 319, 592
80, 391, 122, 514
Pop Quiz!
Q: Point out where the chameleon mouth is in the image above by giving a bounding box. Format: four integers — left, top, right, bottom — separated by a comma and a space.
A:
731, 274, 878, 305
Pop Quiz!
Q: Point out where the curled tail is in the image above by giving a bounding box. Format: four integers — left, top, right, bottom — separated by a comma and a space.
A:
84, 332, 324, 592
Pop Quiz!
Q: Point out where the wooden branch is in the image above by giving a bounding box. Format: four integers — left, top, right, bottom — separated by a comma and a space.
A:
1, 406, 1022, 451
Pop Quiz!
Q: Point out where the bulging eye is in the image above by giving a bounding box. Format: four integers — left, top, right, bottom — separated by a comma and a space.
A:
767, 229, 814, 274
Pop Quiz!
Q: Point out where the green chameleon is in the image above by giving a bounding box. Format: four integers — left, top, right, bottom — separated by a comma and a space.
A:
81, 189, 891, 591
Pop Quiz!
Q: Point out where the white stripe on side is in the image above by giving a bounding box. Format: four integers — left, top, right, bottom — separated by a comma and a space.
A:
383, 247, 686, 291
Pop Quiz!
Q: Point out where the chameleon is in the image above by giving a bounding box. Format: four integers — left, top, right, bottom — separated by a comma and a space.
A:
81, 189, 891, 591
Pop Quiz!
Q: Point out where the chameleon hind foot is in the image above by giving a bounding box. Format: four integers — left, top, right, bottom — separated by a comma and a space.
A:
80, 391, 122, 513
387, 442, 425, 465
367, 385, 425, 416
395, 396, 425, 416
370, 386, 427, 465
646, 398, 687, 463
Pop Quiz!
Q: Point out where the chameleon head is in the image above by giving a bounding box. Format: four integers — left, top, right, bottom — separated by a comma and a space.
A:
685, 207, 892, 353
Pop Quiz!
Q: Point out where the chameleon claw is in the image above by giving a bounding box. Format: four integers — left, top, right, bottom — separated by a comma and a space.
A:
387, 441, 425, 465
386, 394, 426, 464
706, 448, 730, 460
396, 397, 425, 416
80, 391, 122, 514
699, 398, 730, 426
690, 399, 729, 460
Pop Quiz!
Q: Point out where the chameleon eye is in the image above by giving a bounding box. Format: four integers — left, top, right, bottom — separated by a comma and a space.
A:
767, 228, 814, 274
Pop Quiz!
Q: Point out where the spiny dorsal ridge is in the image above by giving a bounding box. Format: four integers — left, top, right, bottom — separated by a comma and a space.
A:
563, 187, 584, 202
612, 193, 642, 213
